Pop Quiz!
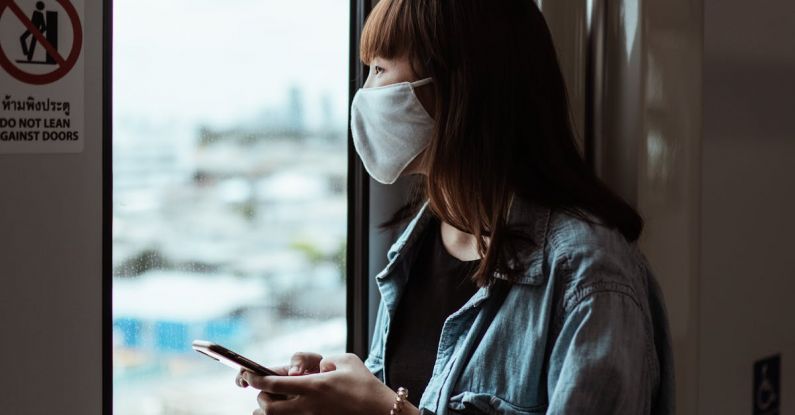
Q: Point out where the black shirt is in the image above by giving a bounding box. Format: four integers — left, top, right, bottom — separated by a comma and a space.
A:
385, 217, 482, 407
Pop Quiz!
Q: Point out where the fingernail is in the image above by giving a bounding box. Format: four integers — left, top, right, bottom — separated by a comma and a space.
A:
288, 365, 302, 375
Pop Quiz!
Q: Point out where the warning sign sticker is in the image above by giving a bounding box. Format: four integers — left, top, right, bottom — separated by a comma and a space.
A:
0, 0, 84, 154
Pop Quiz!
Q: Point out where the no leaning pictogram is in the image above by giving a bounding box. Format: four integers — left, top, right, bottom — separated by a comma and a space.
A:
0, 0, 83, 85
0, 0, 85, 154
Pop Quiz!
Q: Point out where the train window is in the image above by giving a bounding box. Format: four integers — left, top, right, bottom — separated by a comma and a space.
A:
111, 1, 349, 414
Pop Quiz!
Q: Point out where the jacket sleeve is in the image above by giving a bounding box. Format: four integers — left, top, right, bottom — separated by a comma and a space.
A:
545, 285, 657, 414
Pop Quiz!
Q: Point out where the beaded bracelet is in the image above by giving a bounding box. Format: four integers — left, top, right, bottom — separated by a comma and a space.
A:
389, 387, 409, 415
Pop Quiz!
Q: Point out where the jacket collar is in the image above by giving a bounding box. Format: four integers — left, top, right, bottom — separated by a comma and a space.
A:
380, 195, 551, 287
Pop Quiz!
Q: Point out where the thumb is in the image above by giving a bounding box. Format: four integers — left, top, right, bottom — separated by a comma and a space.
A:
288, 352, 323, 375
319, 357, 337, 373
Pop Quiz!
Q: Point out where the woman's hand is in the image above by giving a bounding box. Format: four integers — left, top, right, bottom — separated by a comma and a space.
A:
235, 352, 324, 388
240, 353, 419, 415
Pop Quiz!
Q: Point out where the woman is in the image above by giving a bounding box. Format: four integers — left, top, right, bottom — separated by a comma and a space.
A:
236, 0, 675, 413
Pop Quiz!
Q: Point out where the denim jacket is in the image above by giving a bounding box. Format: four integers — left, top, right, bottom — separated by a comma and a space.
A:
364, 197, 675, 414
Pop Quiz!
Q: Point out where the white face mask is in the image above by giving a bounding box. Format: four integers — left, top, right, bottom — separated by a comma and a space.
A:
350, 77, 434, 184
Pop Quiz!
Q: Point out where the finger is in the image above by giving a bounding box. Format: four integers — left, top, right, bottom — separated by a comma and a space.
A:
320, 353, 359, 370
289, 352, 323, 375
243, 371, 318, 395
257, 391, 300, 414
236, 369, 250, 388
239, 364, 289, 381
265, 364, 291, 376
318, 356, 337, 373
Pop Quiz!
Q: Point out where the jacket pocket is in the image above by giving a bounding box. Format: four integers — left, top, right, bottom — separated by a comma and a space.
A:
448, 391, 548, 415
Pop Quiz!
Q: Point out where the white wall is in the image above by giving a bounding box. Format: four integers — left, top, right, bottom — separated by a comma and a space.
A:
701, 0, 795, 412
0, 3, 104, 415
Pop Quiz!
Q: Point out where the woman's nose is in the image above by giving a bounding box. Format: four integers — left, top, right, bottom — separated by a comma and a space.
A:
362, 73, 374, 88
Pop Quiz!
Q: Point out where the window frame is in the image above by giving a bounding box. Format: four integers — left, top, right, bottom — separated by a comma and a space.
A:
102, 1, 113, 414
346, 0, 375, 360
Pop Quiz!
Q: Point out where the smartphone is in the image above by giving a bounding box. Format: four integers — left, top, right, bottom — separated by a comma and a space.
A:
192, 339, 281, 376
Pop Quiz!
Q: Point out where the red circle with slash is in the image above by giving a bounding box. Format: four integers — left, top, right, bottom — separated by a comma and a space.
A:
0, 0, 83, 85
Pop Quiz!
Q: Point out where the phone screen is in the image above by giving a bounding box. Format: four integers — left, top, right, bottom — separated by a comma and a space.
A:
192, 340, 280, 376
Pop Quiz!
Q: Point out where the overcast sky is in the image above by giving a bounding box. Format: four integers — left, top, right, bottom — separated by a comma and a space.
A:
114, 0, 349, 130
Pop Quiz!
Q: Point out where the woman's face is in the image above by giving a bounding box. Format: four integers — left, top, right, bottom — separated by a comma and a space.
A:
363, 55, 435, 175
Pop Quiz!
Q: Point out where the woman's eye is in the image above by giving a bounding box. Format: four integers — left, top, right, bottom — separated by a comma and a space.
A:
373, 65, 384, 75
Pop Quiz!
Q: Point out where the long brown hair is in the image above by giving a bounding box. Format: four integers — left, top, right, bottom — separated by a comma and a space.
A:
361, 0, 643, 287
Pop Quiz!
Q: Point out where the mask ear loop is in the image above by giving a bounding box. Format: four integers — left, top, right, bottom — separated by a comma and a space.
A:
410, 77, 434, 88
